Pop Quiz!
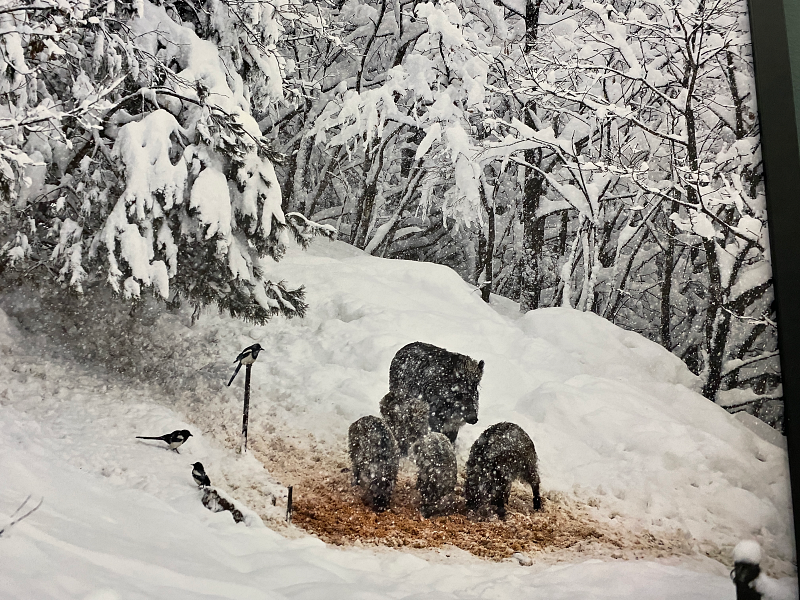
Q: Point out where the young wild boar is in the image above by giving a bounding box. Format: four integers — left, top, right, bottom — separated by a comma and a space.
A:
379, 392, 430, 456
465, 422, 541, 519
348, 416, 400, 512
415, 432, 459, 518
389, 342, 484, 444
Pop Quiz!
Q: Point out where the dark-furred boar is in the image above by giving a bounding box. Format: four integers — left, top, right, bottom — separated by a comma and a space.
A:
389, 342, 483, 444
465, 422, 541, 519
415, 432, 459, 518
348, 415, 399, 512
379, 392, 430, 456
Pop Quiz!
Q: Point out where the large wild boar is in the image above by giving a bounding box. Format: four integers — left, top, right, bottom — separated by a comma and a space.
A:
389, 342, 483, 444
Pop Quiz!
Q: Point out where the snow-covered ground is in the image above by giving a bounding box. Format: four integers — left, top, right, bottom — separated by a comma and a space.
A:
0, 239, 797, 599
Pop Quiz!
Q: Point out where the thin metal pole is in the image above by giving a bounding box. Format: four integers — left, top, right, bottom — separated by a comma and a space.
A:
286, 486, 293, 523
242, 363, 252, 452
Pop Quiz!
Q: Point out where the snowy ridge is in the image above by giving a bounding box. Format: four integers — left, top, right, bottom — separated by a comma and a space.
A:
0, 239, 797, 598
255, 240, 795, 565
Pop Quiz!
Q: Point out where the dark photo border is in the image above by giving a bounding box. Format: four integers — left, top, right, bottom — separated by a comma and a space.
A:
749, 0, 800, 565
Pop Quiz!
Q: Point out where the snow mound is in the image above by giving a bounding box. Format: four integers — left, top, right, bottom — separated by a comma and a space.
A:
0, 337, 741, 598
757, 572, 800, 600
0, 238, 796, 598
0, 406, 737, 600
735, 412, 787, 449
518, 307, 700, 389
248, 241, 793, 566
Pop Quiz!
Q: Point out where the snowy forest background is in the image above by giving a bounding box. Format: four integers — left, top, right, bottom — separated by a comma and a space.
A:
0, 0, 781, 428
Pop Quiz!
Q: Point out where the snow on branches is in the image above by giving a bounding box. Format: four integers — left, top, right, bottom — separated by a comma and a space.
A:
0, 0, 333, 324
302, 0, 504, 246
0, 0, 780, 420
276, 0, 778, 415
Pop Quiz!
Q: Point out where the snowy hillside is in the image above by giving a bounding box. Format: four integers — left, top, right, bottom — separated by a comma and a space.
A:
0, 239, 796, 599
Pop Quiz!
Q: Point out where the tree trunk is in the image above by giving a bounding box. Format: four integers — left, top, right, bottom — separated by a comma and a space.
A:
724, 50, 746, 139
702, 308, 732, 401
306, 147, 343, 217
727, 323, 767, 389
291, 133, 314, 214
351, 128, 400, 249
604, 224, 649, 320
557, 210, 569, 255
480, 180, 496, 303
700, 238, 725, 400
558, 232, 582, 308
520, 145, 546, 311
660, 201, 678, 349
350, 140, 379, 247
703, 247, 773, 400
352, 180, 379, 248
519, 0, 546, 313
368, 168, 424, 256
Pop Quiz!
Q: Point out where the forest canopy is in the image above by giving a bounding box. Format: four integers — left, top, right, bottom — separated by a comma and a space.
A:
0, 0, 780, 426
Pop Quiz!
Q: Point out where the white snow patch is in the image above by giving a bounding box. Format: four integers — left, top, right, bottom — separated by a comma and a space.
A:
112, 109, 187, 215
756, 573, 800, 600
190, 166, 233, 240
734, 412, 787, 450
735, 540, 763, 564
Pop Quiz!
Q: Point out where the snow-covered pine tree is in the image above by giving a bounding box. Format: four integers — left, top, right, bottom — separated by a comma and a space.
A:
0, 0, 333, 324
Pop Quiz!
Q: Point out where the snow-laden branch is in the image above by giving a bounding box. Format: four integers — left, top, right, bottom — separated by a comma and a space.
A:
627, 174, 766, 253
721, 351, 780, 378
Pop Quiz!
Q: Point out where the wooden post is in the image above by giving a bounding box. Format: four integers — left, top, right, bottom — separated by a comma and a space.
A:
286, 486, 293, 523
241, 363, 252, 453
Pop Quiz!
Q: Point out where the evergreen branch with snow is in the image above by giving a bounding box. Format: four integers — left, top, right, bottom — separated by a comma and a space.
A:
285, 212, 337, 247
0, 0, 322, 325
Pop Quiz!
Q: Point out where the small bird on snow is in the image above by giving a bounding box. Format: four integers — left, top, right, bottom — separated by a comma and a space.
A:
227, 343, 264, 386
191, 462, 211, 488
136, 429, 192, 453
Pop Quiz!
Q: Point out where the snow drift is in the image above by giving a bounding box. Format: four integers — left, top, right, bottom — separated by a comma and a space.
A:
248, 240, 794, 564
0, 238, 796, 599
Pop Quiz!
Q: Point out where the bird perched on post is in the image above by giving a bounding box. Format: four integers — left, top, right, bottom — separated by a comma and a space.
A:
227, 343, 264, 386
136, 430, 192, 453
191, 462, 211, 488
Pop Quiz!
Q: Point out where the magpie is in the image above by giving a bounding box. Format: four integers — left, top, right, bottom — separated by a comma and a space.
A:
136, 429, 192, 453
227, 343, 264, 386
191, 462, 211, 488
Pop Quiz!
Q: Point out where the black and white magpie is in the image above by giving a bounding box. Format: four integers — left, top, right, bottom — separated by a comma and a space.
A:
227, 343, 264, 386
191, 462, 211, 488
136, 429, 192, 453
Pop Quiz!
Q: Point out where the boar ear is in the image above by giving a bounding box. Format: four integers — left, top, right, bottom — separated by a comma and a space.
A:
478, 360, 484, 372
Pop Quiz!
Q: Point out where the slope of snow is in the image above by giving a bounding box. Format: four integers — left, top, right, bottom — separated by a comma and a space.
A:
0, 238, 797, 599
0, 401, 736, 600
250, 241, 794, 563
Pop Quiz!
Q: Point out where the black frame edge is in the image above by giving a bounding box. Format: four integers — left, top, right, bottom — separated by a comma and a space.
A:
748, 0, 800, 566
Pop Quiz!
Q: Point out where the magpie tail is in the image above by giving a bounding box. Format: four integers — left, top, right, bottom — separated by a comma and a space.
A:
136, 436, 165, 440
227, 363, 242, 386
